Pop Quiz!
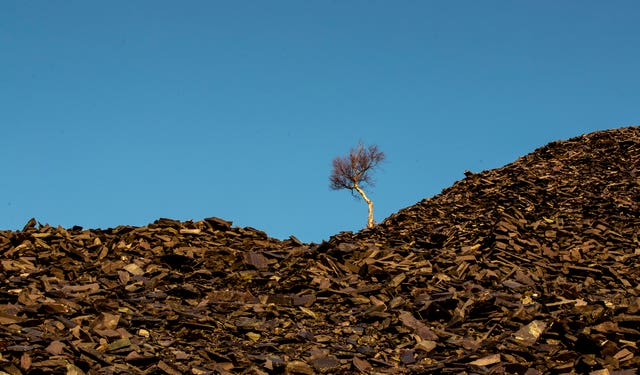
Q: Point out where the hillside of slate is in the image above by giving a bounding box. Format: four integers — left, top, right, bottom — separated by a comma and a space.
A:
1, 126, 639, 374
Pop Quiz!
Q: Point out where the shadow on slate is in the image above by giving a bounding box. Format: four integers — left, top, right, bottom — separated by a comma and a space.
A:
1, 126, 639, 374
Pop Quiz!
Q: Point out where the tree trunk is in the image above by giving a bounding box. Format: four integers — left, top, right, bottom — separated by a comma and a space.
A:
354, 184, 375, 228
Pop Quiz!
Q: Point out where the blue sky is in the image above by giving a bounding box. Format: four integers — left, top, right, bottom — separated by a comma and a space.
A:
1, 1, 638, 242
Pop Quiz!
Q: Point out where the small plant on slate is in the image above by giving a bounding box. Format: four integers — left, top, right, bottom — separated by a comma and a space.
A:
330, 142, 385, 228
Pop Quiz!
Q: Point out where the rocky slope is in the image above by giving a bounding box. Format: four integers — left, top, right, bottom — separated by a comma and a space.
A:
1, 127, 639, 374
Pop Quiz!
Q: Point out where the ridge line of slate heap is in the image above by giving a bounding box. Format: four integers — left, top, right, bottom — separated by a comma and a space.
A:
1, 126, 639, 374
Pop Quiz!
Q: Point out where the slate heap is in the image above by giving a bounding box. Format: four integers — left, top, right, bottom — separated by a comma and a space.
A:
1, 126, 639, 374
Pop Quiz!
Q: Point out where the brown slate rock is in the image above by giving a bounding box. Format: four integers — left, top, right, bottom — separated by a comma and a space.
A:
285, 360, 314, 374
309, 355, 340, 372
243, 251, 269, 270
1, 127, 640, 373
397, 310, 439, 341
513, 320, 548, 346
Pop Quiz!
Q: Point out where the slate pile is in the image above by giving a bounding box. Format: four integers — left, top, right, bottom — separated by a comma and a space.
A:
1, 126, 639, 374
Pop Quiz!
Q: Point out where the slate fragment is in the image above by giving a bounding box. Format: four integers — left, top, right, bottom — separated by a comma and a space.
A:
243, 251, 268, 270
469, 353, 501, 366
285, 360, 314, 374
398, 310, 438, 340
352, 357, 373, 372
513, 320, 547, 346
309, 355, 340, 372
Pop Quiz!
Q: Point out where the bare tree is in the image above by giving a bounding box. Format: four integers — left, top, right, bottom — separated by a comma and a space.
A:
330, 142, 385, 228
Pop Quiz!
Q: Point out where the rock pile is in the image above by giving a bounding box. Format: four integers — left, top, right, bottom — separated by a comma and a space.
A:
1, 126, 639, 374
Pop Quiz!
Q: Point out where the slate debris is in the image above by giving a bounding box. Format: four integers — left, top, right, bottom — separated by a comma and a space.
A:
1, 126, 639, 374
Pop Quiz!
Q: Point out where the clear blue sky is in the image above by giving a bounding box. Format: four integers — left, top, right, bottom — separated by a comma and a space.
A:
2, 1, 638, 242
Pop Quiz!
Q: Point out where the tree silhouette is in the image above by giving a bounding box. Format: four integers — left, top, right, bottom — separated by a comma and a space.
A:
330, 142, 385, 228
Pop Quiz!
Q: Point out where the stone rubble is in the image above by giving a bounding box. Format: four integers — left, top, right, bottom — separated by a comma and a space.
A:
1, 126, 639, 374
